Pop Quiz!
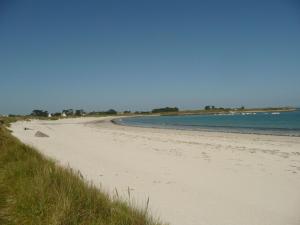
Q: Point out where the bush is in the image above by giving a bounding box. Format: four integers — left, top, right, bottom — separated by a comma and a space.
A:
152, 107, 179, 114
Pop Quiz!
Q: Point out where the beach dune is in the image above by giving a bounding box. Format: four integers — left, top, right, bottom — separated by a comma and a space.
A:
11, 117, 300, 225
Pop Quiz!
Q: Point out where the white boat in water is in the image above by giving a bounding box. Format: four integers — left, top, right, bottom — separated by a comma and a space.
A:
271, 112, 280, 115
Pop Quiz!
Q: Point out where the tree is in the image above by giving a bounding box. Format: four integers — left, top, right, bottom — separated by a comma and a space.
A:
62, 109, 74, 116
106, 109, 117, 115
75, 109, 85, 116
204, 106, 211, 110
53, 112, 62, 117
152, 107, 179, 113
31, 110, 48, 117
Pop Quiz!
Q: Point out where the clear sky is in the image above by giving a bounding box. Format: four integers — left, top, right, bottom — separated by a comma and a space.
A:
1, 0, 300, 115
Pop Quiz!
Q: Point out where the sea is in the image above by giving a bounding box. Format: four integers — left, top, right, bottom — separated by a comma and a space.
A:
115, 109, 300, 136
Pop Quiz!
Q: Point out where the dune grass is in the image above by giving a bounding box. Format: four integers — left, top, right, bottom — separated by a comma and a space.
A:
0, 121, 164, 225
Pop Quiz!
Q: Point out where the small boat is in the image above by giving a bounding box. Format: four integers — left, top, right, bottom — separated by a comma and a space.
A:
271, 112, 280, 115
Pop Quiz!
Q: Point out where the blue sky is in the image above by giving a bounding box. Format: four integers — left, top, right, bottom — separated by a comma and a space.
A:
0, 0, 300, 114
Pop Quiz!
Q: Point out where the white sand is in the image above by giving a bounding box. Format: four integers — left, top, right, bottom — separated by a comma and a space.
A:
11, 117, 300, 225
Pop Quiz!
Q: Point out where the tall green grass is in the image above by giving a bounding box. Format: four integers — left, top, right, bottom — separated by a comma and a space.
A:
0, 122, 164, 225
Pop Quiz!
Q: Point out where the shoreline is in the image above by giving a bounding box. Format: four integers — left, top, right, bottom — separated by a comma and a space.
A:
10, 117, 300, 225
147, 107, 298, 116
111, 114, 300, 137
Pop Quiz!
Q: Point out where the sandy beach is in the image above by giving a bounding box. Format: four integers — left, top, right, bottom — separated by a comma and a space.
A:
11, 117, 300, 225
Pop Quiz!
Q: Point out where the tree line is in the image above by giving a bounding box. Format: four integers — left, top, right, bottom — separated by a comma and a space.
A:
7, 105, 249, 118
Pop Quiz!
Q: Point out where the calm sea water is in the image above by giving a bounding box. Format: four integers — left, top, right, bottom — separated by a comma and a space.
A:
116, 109, 300, 136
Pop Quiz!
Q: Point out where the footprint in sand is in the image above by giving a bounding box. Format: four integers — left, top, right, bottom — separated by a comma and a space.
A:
166, 181, 175, 184
153, 180, 161, 184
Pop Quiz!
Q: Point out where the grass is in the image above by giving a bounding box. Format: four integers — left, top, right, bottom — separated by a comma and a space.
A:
0, 119, 164, 225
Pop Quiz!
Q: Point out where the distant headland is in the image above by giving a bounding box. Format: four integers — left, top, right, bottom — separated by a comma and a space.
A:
1, 106, 297, 120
